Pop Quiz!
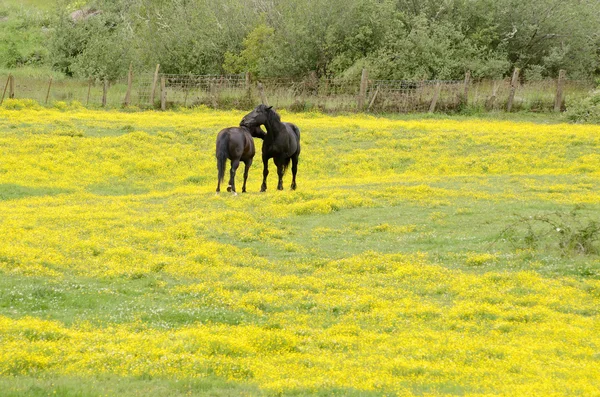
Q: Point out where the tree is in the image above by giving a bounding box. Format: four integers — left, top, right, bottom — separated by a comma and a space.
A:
45, 0, 600, 81
223, 23, 275, 77
49, 1, 133, 80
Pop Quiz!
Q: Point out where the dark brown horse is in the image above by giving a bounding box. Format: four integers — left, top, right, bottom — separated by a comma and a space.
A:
240, 105, 301, 191
216, 124, 265, 195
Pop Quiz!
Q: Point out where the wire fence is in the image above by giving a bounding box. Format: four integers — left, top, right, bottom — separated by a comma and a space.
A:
0, 70, 594, 113
367, 80, 464, 113
468, 78, 591, 112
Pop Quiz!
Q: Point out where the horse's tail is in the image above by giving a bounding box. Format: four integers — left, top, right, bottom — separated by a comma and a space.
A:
216, 132, 229, 187
281, 123, 300, 175
282, 157, 291, 174
291, 123, 301, 155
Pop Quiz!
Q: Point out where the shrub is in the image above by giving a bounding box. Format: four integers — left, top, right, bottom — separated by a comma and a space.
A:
497, 207, 600, 256
1, 98, 41, 110
565, 89, 600, 124
69, 100, 84, 110
53, 101, 68, 111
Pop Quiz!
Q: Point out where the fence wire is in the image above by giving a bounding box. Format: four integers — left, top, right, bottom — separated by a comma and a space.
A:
0, 74, 155, 108
160, 74, 248, 108
367, 80, 463, 113
0, 72, 594, 113
257, 77, 361, 112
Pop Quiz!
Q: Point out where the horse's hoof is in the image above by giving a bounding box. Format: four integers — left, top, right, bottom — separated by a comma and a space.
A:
232, 192, 238, 196
291, 184, 296, 190
227, 186, 232, 192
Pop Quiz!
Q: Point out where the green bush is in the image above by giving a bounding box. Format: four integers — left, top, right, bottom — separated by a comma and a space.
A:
498, 207, 600, 256
565, 90, 600, 124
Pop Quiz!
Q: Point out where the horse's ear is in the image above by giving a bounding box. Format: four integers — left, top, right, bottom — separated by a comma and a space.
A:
267, 106, 273, 110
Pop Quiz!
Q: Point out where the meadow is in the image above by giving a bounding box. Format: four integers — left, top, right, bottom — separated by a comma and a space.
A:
0, 100, 599, 396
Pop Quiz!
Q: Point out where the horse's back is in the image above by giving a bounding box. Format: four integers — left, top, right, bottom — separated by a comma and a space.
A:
217, 127, 255, 160
284, 122, 300, 140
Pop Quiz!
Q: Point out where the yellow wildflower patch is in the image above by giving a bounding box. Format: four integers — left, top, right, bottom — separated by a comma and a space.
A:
0, 106, 599, 395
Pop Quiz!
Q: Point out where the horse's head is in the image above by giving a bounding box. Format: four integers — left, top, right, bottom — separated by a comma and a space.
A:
242, 124, 266, 140
240, 104, 272, 128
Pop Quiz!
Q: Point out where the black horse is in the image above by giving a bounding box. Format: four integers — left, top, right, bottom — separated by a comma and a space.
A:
240, 105, 301, 191
216, 124, 265, 195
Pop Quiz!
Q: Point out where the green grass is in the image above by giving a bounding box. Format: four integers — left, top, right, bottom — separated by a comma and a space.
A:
5, 0, 55, 10
0, 375, 266, 397
0, 183, 70, 200
208, 194, 597, 274
0, 183, 596, 328
0, 108, 598, 395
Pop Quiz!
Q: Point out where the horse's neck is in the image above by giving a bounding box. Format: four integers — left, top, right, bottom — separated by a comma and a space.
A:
265, 118, 285, 141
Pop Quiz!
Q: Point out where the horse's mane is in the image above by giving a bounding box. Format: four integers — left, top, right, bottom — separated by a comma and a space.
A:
266, 107, 281, 124
266, 107, 285, 135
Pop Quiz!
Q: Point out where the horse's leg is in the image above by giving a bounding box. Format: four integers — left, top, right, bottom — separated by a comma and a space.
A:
290, 154, 298, 190
242, 158, 252, 193
276, 162, 284, 191
261, 155, 269, 192
228, 159, 240, 195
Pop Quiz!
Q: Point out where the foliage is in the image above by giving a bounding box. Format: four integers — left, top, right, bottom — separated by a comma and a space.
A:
498, 207, 600, 255
0, 98, 41, 110
524, 65, 546, 82
133, 0, 252, 75
48, 2, 133, 80
0, 2, 49, 69
3, 0, 599, 80
223, 24, 275, 77
366, 15, 509, 80
565, 89, 600, 124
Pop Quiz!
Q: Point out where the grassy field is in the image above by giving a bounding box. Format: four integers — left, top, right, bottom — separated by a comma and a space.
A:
0, 100, 599, 396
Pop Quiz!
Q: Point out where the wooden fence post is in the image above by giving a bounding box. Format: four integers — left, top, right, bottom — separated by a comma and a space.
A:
160, 76, 166, 111
429, 82, 441, 113
150, 64, 160, 106
124, 62, 133, 106
486, 81, 499, 110
211, 77, 222, 109
45, 77, 53, 105
506, 68, 520, 112
245, 71, 253, 102
245, 72, 251, 90
257, 82, 269, 106
367, 86, 379, 111
554, 69, 566, 112
9, 74, 15, 99
358, 68, 368, 110
102, 79, 108, 107
462, 71, 471, 105
0, 74, 10, 105
309, 70, 318, 93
